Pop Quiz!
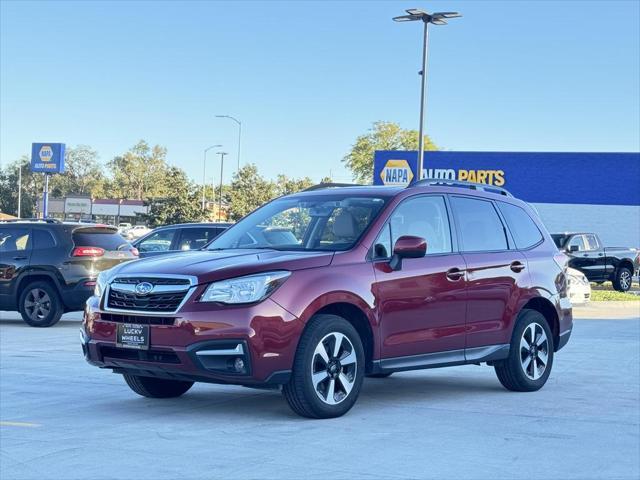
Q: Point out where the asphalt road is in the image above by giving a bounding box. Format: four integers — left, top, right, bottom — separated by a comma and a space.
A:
1, 310, 638, 480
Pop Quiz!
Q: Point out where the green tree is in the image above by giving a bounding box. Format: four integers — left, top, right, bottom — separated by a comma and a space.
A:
108, 140, 168, 200
274, 174, 314, 197
50, 145, 104, 197
227, 164, 276, 221
0, 157, 42, 217
342, 121, 438, 184
145, 167, 202, 227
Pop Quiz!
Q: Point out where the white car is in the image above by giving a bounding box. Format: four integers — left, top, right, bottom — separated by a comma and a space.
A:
117, 223, 132, 235
125, 225, 151, 240
567, 267, 591, 305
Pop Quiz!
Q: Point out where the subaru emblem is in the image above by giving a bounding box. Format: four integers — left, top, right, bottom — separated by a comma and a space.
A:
134, 282, 153, 296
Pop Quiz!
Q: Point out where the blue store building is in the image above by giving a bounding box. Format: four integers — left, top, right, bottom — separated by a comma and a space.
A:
373, 151, 640, 247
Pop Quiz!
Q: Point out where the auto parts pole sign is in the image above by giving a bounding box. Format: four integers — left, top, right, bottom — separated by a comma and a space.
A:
31, 143, 65, 173
373, 150, 640, 206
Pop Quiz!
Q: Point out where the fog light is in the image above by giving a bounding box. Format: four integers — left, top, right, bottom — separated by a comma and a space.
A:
234, 358, 245, 372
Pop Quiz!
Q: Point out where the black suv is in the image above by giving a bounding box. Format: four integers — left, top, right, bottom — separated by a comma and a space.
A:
0, 219, 138, 327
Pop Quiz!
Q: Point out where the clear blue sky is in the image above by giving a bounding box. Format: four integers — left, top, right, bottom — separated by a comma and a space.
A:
2, 0, 639, 186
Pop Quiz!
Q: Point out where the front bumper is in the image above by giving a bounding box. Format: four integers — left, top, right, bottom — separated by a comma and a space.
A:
82, 295, 302, 386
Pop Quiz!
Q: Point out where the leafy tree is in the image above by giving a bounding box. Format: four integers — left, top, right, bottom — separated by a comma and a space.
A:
274, 174, 313, 197
145, 167, 202, 227
50, 145, 104, 197
227, 164, 276, 221
342, 121, 438, 184
108, 140, 168, 200
0, 157, 42, 217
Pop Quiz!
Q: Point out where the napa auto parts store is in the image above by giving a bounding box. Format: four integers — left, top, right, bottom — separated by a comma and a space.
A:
373, 151, 640, 247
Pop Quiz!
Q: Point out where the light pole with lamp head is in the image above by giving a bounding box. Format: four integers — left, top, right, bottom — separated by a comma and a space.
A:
215, 115, 242, 171
393, 9, 461, 183
216, 152, 228, 222
202, 145, 222, 210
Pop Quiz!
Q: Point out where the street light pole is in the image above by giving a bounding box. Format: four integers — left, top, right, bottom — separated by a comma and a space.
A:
215, 115, 242, 171
217, 152, 228, 222
202, 145, 222, 210
417, 20, 429, 181
393, 9, 461, 182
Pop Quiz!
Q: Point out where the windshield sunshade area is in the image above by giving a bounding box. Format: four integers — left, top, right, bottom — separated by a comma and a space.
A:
208, 196, 387, 252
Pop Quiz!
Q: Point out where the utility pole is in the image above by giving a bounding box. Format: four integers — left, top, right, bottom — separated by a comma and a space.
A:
202, 145, 222, 210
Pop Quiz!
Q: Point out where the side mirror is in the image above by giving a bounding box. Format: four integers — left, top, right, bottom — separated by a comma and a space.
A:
389, 235, 427, 271
569, 245, 579, 253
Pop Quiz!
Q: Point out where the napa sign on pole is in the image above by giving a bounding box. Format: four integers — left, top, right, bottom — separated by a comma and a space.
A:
373, 150, 640, 206
31, 143, 65, 218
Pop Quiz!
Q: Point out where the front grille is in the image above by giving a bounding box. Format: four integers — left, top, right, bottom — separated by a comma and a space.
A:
112, 277, 190, 286
107, 289, 188, 312
101, 346, 181, 364
100, 313, 175, 326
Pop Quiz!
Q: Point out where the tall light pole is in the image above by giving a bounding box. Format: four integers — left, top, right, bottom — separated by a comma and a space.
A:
217, 152, 228, 222
393, 9, 461, 182
216, 115, 242, 171
202, 145, 222, 210
17, 161, 24, 218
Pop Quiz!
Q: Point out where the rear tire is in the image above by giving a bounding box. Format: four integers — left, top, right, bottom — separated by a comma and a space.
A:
123, 374, 193, 398
18, 281, 63, 327
612, 267, 632, 292
494, 309, 554, 392
283, 314, 365, 419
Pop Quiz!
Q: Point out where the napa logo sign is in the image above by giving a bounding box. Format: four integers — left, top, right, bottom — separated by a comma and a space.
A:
379, 159, 414, 186
31, 143, 65, 174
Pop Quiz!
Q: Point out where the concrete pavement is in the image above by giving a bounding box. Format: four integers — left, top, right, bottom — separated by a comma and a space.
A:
1, 310, 639, 479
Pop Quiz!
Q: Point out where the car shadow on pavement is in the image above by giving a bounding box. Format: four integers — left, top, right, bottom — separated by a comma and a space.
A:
91, 372, 504, 421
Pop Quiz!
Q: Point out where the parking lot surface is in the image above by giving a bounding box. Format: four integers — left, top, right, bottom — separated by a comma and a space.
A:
1, 311, 639, 480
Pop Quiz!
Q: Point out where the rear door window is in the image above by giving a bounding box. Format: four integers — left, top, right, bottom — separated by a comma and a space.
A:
73, 229, 128, 251
584, 234, 600, 251
177, 228, 216, 251
0, 228, 31, 252
450, 197, 509, 252
497, 202, 543, 250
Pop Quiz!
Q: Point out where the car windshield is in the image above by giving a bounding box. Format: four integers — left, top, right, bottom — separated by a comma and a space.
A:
207, 195, 387, 252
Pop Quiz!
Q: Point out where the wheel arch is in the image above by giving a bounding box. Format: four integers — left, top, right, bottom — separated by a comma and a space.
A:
16, 271, 62, 297
521, 297, 560, 351
305, 302, 376, 374
617, 259, 635, 275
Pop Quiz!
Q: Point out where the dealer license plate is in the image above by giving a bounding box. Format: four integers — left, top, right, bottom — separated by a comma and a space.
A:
116, 323, 149, 350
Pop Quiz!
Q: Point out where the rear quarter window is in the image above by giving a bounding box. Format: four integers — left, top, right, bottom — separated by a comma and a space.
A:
73, 229, 128, 250
497, 202, 544, 249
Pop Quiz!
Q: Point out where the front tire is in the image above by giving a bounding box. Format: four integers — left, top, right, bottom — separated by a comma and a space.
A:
612, 267, 633, 292
283, 314, 365, 419
123, 374, 193, 398
494, 309, 554, 392
18, 281, 63, 327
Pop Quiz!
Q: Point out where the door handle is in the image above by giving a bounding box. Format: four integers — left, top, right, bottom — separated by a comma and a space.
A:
510, 261, 526, 273
446, 268, 465, 281
597, 253, 604, 257
582, 254, 589, 257
12, 256, 28, 261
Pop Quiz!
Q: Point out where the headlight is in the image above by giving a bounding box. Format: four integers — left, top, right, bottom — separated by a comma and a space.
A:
200, 271, 291, 304
94, 271, 109, 298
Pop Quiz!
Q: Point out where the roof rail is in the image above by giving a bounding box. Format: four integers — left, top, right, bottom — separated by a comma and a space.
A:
302, 182, 363, 192
408, 179, 513, 197
0, 217, 62, 224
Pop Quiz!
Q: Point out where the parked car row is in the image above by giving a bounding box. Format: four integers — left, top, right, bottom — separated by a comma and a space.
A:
551, 232, 639, 292
0, 220, 231, 326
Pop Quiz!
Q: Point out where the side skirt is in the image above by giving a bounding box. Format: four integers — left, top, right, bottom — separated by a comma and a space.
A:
370, 344, 510, 374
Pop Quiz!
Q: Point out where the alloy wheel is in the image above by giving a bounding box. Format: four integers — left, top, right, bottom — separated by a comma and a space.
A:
620, 270, 631, 290
311, 332, 357, 405
519, 322, 549, 381
24, 288, 52, 321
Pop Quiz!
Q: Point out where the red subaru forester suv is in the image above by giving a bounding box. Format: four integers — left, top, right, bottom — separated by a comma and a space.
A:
82, 181, 573, 418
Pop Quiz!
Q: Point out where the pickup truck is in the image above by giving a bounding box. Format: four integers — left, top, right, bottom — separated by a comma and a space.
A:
552, 232, 639, 292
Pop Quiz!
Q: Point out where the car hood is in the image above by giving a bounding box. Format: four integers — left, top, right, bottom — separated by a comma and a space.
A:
106, 249, 334, 285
